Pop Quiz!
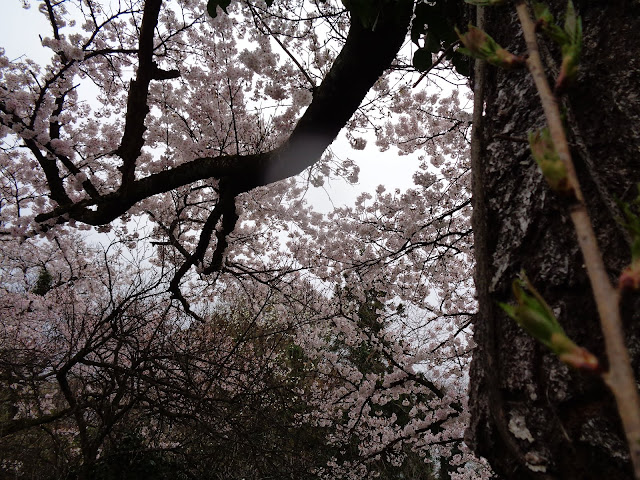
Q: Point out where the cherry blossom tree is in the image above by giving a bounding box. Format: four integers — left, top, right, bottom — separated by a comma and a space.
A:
0, 224, 484, 478
0, 0, 491, 478
3, 0, 635, 478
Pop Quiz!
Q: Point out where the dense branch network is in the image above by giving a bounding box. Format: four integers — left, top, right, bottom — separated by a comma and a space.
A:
0, 1, 480, 478
26, 1, 413, 225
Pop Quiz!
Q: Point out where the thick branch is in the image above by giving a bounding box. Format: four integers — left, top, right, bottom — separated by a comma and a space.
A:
35, 0, 414, 226
116, 0, 163, 188
0, 409, 72, 438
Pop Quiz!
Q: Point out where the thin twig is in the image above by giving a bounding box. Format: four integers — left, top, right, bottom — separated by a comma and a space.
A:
247, 3, 316, 91
412, 41, 459, 89
516, 2, 640, 477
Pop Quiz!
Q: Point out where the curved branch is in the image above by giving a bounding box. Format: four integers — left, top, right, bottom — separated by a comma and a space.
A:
35, 0, 414, 227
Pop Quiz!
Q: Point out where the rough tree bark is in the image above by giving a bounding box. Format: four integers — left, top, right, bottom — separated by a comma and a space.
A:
467, 1, 640, 479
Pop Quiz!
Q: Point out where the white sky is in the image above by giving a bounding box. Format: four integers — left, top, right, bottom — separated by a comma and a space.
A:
0, 1, 52, 64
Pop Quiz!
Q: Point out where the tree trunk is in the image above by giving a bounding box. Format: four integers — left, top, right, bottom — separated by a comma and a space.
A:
467, 1, 640, 479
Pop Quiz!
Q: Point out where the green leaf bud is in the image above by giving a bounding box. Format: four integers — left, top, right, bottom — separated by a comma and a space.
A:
501, 272, 600, 373
528, 127, 574, 195
456, 25, 526, 69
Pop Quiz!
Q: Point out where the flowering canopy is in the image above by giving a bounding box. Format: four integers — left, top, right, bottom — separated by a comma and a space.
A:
0, 0, 486, 478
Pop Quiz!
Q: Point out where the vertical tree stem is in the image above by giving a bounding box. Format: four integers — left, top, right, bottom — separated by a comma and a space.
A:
516, 2, 640, 477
